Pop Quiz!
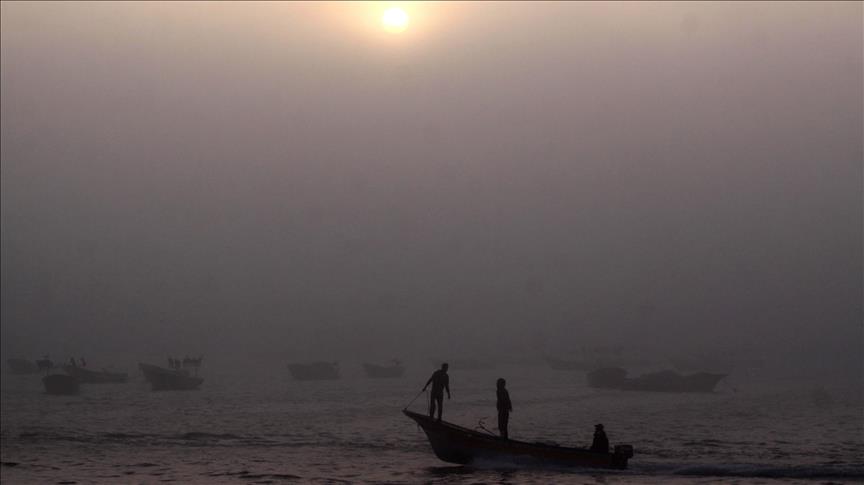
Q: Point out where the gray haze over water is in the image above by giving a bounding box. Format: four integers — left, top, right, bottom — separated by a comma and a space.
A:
1, 2, 862, 377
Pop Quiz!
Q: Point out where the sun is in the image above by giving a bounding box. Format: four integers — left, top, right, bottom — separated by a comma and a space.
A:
381, 7, 409, 33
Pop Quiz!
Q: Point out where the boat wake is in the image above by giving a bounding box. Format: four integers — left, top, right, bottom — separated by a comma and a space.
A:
467, 457, 626, 474
423, 458, 864, 480
635, 461, 864, 480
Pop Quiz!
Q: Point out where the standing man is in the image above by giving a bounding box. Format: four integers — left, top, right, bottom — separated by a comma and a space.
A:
496, 378, 513, 439
422, 363, 451, 421
591, 424, 609, 453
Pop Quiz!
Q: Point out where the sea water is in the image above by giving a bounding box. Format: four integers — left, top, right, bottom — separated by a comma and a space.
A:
2, 363, 862, 484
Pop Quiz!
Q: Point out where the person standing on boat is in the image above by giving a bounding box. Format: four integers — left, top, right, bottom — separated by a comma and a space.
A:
496, 378, 513, 439
591, 424, 609, 453
423, 363, 450, 421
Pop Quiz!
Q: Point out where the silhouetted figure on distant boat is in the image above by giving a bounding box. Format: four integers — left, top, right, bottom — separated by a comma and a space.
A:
591, 424, 609, 453
423, 363, 450, 421
496, 378, 513, 439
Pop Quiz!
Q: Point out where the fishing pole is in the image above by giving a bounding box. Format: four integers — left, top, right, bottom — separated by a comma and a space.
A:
403, 389, 426, 410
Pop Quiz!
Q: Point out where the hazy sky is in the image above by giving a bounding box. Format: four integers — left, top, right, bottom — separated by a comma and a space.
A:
1, 2, 861, 369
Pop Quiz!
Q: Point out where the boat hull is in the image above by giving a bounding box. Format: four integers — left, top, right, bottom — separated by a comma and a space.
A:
139, 363, 203, 390
64, 366, 128, 384
404, 410, 631, 469
42, 374, 80, 395
587, 368, 726, 393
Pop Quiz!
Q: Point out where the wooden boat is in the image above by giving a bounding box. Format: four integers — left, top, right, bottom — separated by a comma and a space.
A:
42, 374, 80, 395
404, 410, 633, 469
7, 358, 38, 375
63, 365, 128, 384
363, 361, 405, 378
287, 362, 339, 380
139, 363, 203, 391
587, 367, 726, 393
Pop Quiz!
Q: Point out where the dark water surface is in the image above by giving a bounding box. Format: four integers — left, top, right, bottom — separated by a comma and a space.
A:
2, 364, 862, 483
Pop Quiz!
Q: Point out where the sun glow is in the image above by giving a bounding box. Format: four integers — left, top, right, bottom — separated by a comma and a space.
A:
381, 7, 409, 33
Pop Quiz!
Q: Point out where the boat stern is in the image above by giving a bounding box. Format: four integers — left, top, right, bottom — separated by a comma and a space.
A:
611, 444, 634, 469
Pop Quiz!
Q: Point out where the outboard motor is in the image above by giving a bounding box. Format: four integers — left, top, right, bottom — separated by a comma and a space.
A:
611, 444, 634, 469
614, 444, 634, 458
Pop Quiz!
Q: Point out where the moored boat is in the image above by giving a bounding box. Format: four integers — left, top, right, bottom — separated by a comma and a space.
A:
288, 362, 339, 380
363, 361, 405, 378
404, 410, 633, 469
42, 374, 80, 395
139, 363, 203, 391
587, 367, 726, 393
63, 365, 128, 384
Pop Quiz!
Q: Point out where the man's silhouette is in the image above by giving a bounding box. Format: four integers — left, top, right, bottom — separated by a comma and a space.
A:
591, 423, 609, 453
496, 378, 513, 439
422, 363, 451, 421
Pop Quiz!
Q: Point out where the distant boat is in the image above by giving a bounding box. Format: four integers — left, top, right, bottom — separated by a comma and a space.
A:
668, 353, 764, 374
42, 374, 80, 395
287, 362, 339, 380
7, 358, 39, 375
63, 365, 128, 384
587, 367, 726, 393
363, 361, 405, 378
403, 410, 633, 469
139, 363, 203, 391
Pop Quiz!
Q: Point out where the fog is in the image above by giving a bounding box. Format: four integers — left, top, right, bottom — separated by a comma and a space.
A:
1, 2, 861, 377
